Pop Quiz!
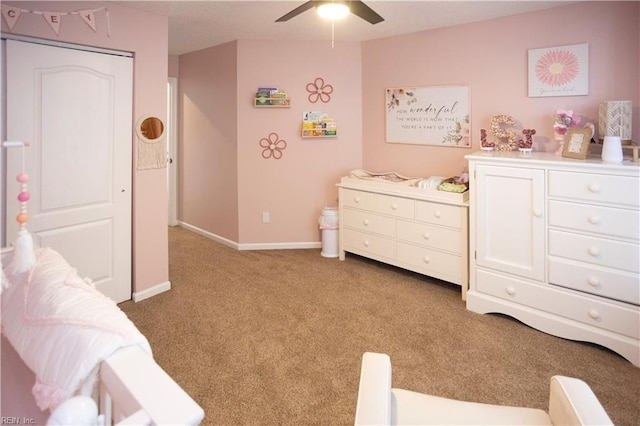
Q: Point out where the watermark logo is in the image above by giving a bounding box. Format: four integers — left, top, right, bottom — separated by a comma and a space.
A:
1, 417, 36, 425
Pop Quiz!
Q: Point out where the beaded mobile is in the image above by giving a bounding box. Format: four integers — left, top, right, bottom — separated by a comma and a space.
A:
1, 141, 36, 288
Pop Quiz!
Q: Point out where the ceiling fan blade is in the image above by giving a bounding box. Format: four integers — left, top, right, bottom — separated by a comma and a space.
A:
348, 0, 384, 24
275, 1, 318, 22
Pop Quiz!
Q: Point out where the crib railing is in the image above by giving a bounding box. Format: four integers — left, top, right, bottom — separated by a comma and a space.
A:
99, 345, 204, 425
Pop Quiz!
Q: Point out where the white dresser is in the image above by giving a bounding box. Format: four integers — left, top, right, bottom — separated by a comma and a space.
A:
466, 151, 640, 366
337, 176, 469, 298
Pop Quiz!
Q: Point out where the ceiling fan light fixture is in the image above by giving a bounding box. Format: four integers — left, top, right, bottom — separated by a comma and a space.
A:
317, 3, 350, 20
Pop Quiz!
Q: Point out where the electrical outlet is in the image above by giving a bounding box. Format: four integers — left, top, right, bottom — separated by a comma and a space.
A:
262, 211, 270, 223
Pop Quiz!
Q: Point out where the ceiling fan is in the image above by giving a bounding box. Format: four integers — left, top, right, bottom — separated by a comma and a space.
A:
275, 1, 384, 25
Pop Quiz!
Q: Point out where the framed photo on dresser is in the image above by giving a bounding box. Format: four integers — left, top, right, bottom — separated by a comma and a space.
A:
562, 127, 592, 159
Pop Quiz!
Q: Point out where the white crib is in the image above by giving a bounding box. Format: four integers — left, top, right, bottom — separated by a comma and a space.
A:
98, 345, 203, 425
2, 338, 204, 425
1, 246, 204, 425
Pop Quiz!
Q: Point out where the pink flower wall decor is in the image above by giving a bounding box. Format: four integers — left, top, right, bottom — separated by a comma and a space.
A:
259, 133, 287, 159
527, 43, 588, 97
306, 77, 333, 103
535, 49, 579, 87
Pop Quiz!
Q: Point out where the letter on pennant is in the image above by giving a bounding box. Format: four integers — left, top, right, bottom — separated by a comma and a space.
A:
43, 11, 61, 35
1, 5, 22, 30
79, 9, 97, 32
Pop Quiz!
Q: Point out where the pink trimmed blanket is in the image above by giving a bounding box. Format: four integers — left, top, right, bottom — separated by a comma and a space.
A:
1, 248, 151, 411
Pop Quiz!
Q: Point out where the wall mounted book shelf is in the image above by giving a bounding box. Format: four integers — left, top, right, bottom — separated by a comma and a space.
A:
302, 111, 336, 138
253, 97, 290, 107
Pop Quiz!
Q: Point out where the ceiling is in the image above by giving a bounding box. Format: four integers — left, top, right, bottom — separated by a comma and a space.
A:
112, 1, 573, 56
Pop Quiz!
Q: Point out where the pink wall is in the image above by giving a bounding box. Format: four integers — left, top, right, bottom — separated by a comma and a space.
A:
236, 40, 362, 244
362, 1, 640, 177
179, 42, 240, 242
178, 40, 362, 245
178, 2, 639, 247
1, 2, 170, 295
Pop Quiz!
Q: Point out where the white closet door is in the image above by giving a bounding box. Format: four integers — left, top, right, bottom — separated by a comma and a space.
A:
5, 39, 133, 303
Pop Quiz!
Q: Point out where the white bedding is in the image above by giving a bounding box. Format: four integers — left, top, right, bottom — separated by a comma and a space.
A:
1, 247, 151, 411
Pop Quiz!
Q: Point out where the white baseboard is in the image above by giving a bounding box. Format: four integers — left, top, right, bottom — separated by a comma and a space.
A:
238, 241, 321, 250
133, 223, 322, 303
178, 221, 239, 249
177, 221, 322, 251
133, 280, 171, 303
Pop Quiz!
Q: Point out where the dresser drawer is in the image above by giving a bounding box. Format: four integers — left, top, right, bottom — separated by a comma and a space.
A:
477, 269, 640, 338
396, 220, 462, 254
376, 194, 414, 219
549, 230, 640, 273
342, 208, 395, 237
397, 242, 462, 281
415, 200, 463, 229
549, 257, 640, 305
548, 171, 640, 208
549, 200, 639, 242
343, 229, 395, 259
342, 189, 376, 211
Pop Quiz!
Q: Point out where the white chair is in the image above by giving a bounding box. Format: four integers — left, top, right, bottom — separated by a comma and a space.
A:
354, 352, 613, 425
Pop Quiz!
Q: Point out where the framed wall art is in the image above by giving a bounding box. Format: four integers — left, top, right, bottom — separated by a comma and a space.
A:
385, 85, 470, 147
528, 43, 588, 97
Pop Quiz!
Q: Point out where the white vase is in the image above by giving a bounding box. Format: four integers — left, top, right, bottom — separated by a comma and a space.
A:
601, 136, 623, 163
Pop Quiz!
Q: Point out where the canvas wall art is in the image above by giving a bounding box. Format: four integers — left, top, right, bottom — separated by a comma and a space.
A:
385, 85, 470, 147
528, 43, 589, 97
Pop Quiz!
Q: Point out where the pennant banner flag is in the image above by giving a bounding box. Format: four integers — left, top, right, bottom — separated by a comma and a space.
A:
43, 11, 62, 35
1, 6, 109, 37
79, 9, 97, 32
1, 5, 22, 30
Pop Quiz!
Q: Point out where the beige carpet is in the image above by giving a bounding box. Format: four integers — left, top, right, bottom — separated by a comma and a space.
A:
120, 226, 640, 425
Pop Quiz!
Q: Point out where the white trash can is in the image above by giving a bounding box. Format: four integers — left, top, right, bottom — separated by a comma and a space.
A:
319, 207, 339, 258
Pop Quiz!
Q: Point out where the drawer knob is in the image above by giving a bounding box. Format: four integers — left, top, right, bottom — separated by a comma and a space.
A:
506, 286, 516, 296
355, 197, 361, 203
587, 246, 601, 257
588, 183, 601, 193
533, 209, 542, 218
423, 233, 430, 240
423, 256, 430, 264
588, 277, 600, 287
363, 219, 369, 226
363, 240, 370, 247
588, 215, 601, 225
588, 309, 601, 320
391, 203, 398, 210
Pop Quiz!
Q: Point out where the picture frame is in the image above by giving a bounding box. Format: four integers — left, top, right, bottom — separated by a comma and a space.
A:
528, 43, 589, 97
385, 85, 470, 147
562, 127, 592, 159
